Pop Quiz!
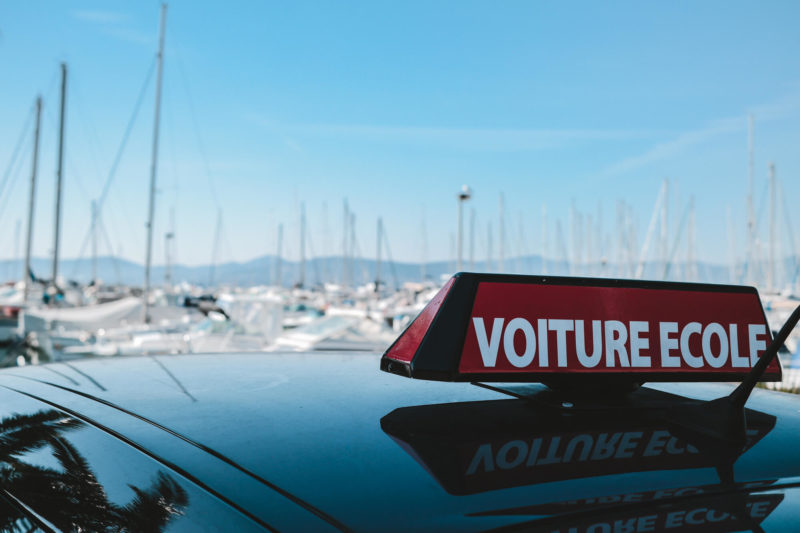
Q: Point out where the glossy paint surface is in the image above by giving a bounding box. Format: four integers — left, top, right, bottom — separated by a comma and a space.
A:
0, 353, 799, 531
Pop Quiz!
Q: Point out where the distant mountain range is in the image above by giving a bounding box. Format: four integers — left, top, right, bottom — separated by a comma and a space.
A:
0, 254, 796, 289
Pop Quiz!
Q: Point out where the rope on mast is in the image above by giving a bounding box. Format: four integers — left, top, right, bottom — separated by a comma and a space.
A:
69, 58, 157, 280
0, 105, 34, 202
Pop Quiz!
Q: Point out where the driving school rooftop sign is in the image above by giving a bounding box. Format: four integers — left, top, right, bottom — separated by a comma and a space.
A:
381, 273, 781, 383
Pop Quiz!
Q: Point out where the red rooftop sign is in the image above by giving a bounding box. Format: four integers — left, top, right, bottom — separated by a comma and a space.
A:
381, 274, 781, 383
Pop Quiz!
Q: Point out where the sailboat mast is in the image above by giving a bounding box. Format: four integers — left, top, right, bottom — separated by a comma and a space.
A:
275, 223, 283, 287
375, 217, 382, 291
688, 196, 696, 282
14, 221, 20, 282
23, 97, 41, 303
768, 162, 776, 291
342, 199, 349, 288
420, 207, 427, 281
209, 209, 222, 287
661, 179, 669, 278
541, 205, 548, 275
299, 202, 306, 288
350, 212, 356, 285
144, 3, 167, 323
747, 115, 756, 285
519, 213, 525, 274
487, 221, 493, 272
321, 201, 329, 284
52, 63, 67, 288
91, 200, 98, 282
164, 207, 174, 285
469, 208, 475, 270
498, 193, 505, 272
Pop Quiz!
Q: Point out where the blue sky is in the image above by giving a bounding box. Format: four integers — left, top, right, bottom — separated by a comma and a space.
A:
1, 1, 799, 271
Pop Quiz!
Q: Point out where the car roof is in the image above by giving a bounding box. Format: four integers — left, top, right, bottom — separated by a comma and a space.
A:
1, 352, 800, 531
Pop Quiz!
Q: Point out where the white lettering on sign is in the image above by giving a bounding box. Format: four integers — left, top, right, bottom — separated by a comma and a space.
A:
702, 323, 728, 368
680, 322, 703, 368
504, 318, 535, 368
473, 317, 504, 367
605, 321, 629, 368
538, 319, 548, 367
730, 324, 748, 367
470, 317, 771, 371
550, 319, 574, 367
659, 322, 680, 368
630, 322, 651, 367
749, 324, 767, 366
576, 320, 603, 368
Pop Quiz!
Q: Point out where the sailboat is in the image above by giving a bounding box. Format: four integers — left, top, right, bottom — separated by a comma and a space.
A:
19, 6, 177, 361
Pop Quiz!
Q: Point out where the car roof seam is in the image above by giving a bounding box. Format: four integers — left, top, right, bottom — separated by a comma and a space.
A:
0, 383, 280, 533
0, 374, 352, 532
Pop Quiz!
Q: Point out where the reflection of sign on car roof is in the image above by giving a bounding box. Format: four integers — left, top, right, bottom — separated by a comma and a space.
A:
381, 273, 781, 383
381, 387, 778, 495
474, 488, 784, 533
474, 479, 781, 517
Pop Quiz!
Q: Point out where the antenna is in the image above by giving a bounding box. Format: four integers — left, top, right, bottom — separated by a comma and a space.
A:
665, 304, 800, 448
731, 305, 800, 409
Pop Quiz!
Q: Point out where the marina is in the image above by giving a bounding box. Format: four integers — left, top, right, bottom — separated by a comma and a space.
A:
0, 4, 798, 385
3, 3, 800, 530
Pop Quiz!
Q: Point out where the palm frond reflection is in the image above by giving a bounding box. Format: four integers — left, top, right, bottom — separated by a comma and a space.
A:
0, 409, 188, 532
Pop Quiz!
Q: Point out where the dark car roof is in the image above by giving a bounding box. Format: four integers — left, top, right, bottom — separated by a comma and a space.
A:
1, 352, 799, 531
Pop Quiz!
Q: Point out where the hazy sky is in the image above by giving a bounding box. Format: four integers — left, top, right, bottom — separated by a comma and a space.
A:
1, 1, 799, 269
